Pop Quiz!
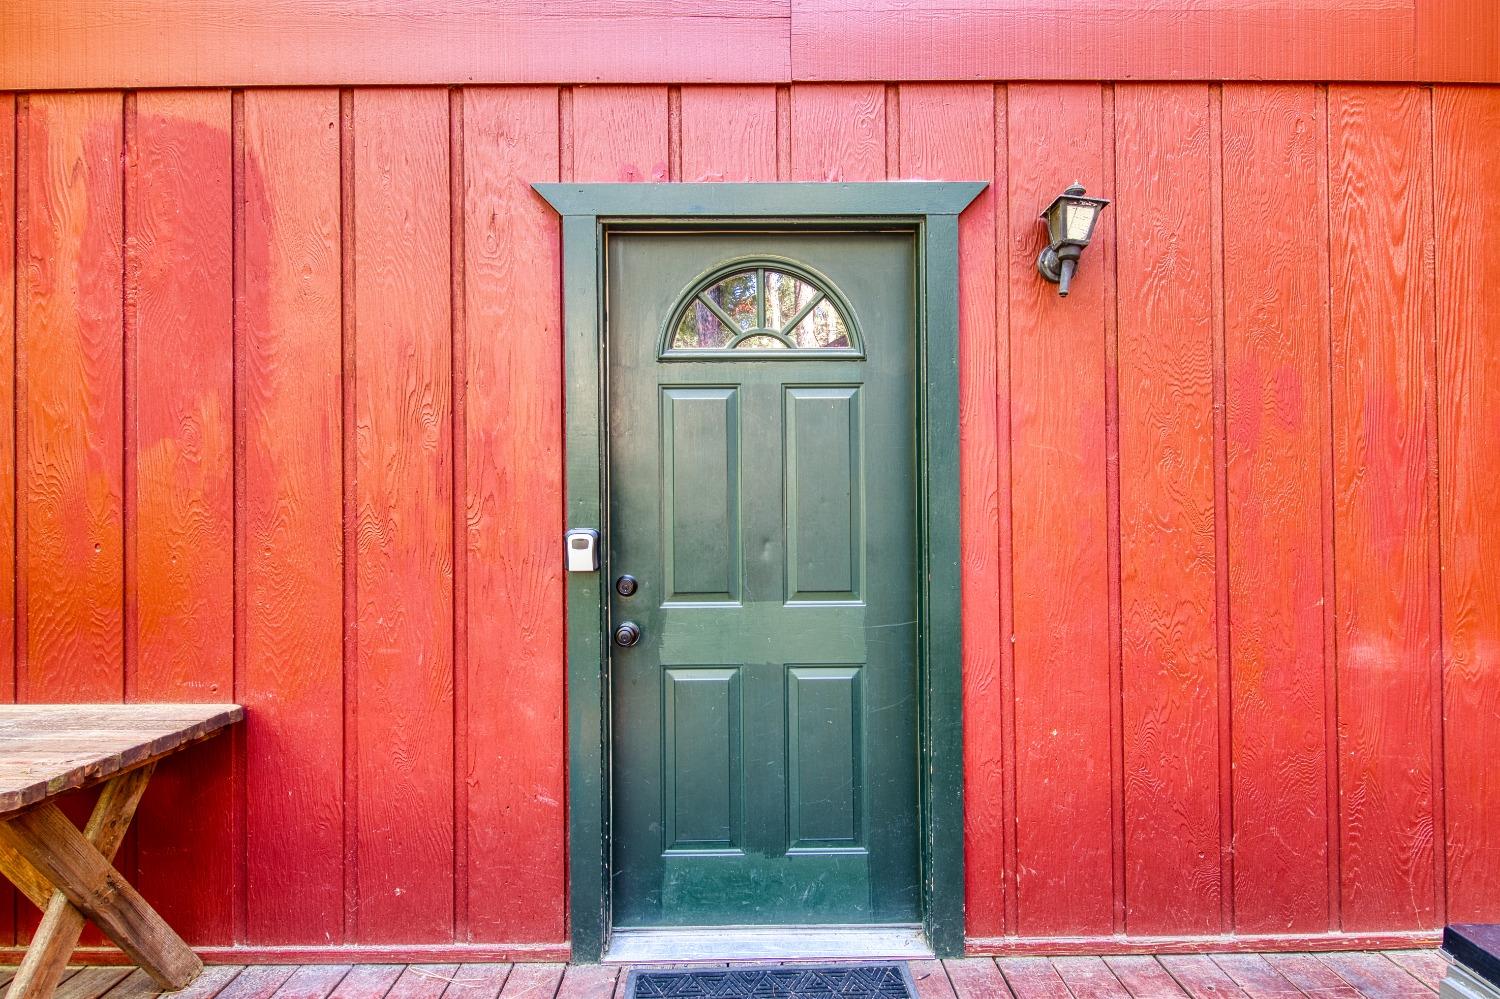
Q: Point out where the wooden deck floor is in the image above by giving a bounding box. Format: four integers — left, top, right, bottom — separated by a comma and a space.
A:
3, 952, 1452, 999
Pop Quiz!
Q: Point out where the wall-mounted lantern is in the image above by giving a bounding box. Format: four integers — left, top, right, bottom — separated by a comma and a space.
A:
1036, 183, 1110, 297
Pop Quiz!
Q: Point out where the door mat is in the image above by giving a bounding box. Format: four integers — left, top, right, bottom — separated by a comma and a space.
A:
624, 964, 916, 999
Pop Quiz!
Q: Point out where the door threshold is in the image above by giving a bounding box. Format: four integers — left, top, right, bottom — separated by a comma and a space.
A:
602, 925, 933, 964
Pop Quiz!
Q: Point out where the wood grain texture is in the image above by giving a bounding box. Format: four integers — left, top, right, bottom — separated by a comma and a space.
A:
1385, 950, 1448, 991
910, 960, 958, 999
1112, 82, 1221, 936
21, 92, 125, 701
0, 1, 792, 89
790, 85, 886, 182
1416, 1, 1500, 82
214, 966, 298, 999
461, 86, 567, 944
1210, 954, 1304, 999
789, 0, 1437, 83
1434, 84, 1500, 924
443, 963, 512, 999
9, 765, 153, 999
240, 87, 346, 945
554, 964, 617, 999
0, 802, 202, 988
1158, 956, 1249, 999
1105, 956, 1190, 998
1052, 958, 1131, 999
0, 78, 1492, 947
679, 87, 778, 182
1313, 953, 1429, 999
10, 2, 1500, 89
997, 958, 1072, 999
264, 964, 352, 999
570, 88, 668, 183
0, 703, 240, 814
1220, 83, 1332, 935
1326, 84, 1438, 932
128, 87, 237, 948
326, 965, 406, 999
352, 87, 454, 943
0, 94, 15, 713
0, 93, 15, 951
944, 958, 1012, 999
496, 962, 564, 999
1005, 82, 1113, 937
896, 82, 1004, 940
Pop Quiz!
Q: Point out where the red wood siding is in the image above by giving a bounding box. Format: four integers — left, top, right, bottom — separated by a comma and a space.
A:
0, 82, 1497, 956
5, 2, 1500, 89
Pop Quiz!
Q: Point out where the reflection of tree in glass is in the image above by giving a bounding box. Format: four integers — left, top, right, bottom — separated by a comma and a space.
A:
791, 299, 849, 348
670, 266, 852, 351
708, 271, 758, 330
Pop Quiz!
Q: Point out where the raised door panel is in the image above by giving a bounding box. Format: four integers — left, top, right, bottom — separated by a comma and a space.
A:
785, 387, 863, 603
662, 387, 741, 604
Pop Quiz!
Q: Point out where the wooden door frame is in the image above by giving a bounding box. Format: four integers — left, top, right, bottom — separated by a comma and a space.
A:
535, 182, 986, 962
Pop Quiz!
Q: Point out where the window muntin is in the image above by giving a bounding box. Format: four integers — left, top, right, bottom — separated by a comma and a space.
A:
663, 260, 861, 358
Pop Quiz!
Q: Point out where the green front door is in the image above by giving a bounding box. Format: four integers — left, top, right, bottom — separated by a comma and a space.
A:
606, 230, 919, 928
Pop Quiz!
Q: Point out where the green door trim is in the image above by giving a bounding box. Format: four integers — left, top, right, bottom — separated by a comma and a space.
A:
534, 182, 986, 962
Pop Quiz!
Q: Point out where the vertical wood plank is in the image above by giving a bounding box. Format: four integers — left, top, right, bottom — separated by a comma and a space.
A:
1434, 84, 1500, 924
679, 86, 777, 182
1005, 82, 1113, 936
790, 84, 886, 182
1112, 82, 1222, 935
896, 82, 1005, 939
462, 85, 567, 944
21, 91, 124, 701
129, 87, 236, 946
0, 93, 15, 709
352, 86, 454, 942
570, 87, 668, 183
241, 87, 345, 944
0, 91, 16, 949
1327, 83, 1438, 932
1220, 82, 1332, 934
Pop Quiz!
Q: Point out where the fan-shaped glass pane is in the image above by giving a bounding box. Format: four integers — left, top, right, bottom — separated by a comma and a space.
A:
763, 270, 819, 331
706, 271, 759, 331
665, 262, 858, 355
674, 301, 733, 349
787, 298, 850, 349
734, 334, 787, 350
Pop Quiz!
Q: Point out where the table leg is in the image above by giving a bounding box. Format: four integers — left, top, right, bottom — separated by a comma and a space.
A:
0, 765, 201, 994
4, 766, 157, 999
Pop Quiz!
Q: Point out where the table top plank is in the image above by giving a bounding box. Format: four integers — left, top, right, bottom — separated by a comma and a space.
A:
0, 704, 243, 816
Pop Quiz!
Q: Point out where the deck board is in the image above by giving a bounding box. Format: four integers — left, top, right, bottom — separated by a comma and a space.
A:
1315, 954, 1432, 999
1157, 957, 1252, 999
269, 965, 353, 999
909, 960, 957, 999
944, 958, 1013, 999
1385, 952, 1448, 992
441, 964, 512, 999
1105, 956, 1192, 999
1210, 955, 1304, 998
1053, 957, 1132, 999
327, 966, 406, 999
0, 953, 1446, 999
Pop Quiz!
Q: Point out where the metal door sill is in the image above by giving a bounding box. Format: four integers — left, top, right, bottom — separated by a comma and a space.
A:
602, 925, 933, 964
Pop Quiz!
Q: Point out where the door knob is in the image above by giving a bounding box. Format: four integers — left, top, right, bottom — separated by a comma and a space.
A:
613, 622, 642, 648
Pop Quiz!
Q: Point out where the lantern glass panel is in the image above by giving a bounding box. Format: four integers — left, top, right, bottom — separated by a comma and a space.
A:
1063, 200, 1098, 241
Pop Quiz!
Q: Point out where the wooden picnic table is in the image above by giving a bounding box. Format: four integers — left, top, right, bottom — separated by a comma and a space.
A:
0, 704, 244, 999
